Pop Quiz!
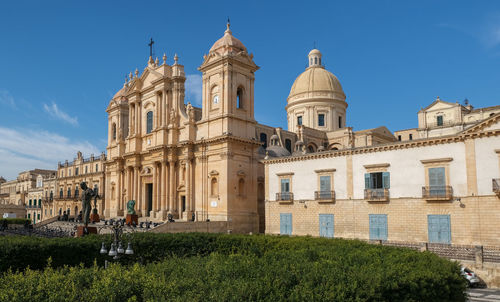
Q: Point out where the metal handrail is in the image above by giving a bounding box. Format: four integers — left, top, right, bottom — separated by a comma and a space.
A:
364, 188, 389, 201
422, 186, 453, 200
314, 190, 335, 201
276, 192, 293, 201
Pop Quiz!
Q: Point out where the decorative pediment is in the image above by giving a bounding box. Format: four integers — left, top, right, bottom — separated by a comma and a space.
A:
237, 170, 246, 177
419, 98, 461, 112
462, 113, 500, 135
209, 170, 219, 176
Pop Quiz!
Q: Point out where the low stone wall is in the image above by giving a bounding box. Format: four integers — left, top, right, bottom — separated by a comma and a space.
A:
150, 221, 228, 234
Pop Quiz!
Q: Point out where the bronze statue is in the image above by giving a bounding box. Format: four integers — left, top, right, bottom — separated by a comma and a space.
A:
80, 182, 95, 227
127, 200, 136, 215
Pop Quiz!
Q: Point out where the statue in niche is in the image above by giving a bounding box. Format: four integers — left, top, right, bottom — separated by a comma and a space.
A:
170, 108, 177, 125
186, 102, 195, 122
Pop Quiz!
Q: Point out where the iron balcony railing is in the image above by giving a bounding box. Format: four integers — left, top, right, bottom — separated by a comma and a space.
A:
493, 179, 500, 194
276, 192, 293, 202
423, 120, 461, 129
422, 186, 453, 201
315, 190, 335, 202
364, 188, 390, 201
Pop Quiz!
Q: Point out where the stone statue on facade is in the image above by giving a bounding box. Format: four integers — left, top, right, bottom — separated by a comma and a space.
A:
186, 102, 195, 122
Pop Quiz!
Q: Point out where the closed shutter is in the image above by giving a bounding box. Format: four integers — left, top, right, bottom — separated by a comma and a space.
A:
369, 214, 388, 240
320, 176, 331, 192
429, 167, 445, 196
428, 215, 451, 244
319, 214, 334, 238
280, 213, 292, 235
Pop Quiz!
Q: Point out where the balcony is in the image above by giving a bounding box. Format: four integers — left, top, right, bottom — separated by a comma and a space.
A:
315, 191, 335, 203
276, 192, 293, 203
493, 179, 500, 196
424, 120, 461, 129
364, 188, 390, 202
422, 186, 453, 201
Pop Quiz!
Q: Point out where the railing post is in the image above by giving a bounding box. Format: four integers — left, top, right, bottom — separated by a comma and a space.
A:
420, 242, 428, 252
475, 245, 483, 268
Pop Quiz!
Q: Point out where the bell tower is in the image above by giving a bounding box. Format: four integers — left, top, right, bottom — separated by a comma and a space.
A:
198, 22, 259, 139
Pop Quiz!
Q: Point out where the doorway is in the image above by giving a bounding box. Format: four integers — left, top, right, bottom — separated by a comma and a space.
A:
181, 195, 186, 213
146, 183, 153, 216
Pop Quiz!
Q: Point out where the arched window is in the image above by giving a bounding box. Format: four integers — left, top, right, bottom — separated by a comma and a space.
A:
238, 178, 245, 196
38, 199, 41, 207
314, 57, 317, 64
285, 139, 292, 153
112, 123, 117, 140
260, 133, 268, 148
237, 87, 244, 109
59, 189, 63, 198
211, 178, 218, 196
75, 186, 79, 198
308, 146, 315, 153
146, 111, 153, 134
67, 187, 71, 198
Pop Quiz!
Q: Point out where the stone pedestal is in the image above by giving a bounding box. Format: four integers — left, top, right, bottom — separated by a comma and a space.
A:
76, 226, 97, 237
90, 213, 100, 223
126, 214, 138, 226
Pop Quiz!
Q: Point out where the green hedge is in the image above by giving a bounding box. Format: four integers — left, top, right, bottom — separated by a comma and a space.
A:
0, 234, 467, 301
0, 218, 30, 225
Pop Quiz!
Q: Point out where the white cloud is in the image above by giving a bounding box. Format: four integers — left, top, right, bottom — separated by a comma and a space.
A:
43, 102, 78, 126
185, 74, 203, 105
0, 89, 16, 109
0, 127, 100, 180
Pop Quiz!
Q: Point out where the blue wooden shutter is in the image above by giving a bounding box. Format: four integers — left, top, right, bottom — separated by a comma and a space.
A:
319, 214, 334, 238
280, 213, 292, 235
281, 179, 289, 192
320, 176, 331, 192
364, 173, 371, 189
428, 215, 451, 244
369, 214, 387, 240
429, 167, 445, 187
382, 172, 390, 189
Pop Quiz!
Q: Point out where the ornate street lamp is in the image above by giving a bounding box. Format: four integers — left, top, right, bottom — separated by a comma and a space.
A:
99, 220, 134, 267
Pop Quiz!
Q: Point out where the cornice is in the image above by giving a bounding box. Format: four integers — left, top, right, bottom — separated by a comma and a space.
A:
420, 158, 453, 164
263, 129, 499, 165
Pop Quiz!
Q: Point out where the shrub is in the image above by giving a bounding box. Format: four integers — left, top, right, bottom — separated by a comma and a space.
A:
0, 233, 467, 301
0, 218, 31, 225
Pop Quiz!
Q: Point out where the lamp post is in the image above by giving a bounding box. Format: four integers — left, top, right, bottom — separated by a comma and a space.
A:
99, 221, 134, 268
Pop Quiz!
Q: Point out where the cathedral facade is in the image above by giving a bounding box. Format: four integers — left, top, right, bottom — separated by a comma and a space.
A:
105, 24, 264, 233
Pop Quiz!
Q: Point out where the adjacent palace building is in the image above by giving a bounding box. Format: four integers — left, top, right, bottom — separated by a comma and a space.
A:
1, 23, 499, 245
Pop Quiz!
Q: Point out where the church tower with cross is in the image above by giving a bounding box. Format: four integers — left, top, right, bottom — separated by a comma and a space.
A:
104, 23, 264, 233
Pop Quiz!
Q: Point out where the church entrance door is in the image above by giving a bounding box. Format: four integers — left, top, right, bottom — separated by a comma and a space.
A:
146, 183, 153, 217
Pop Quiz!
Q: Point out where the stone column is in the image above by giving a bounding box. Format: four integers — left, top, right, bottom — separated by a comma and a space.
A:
161, 160, 167, 215
186, 158, 191, 215
169, 160, 176, 215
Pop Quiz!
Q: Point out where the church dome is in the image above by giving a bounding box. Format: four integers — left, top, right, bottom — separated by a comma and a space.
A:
209, 22, 247, 54
287, 49, 345, 102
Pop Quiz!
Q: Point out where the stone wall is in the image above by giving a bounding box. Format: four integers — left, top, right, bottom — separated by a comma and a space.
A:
265, 195, 500, 246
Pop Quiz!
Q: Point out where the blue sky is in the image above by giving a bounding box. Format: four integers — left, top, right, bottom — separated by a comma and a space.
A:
1, 1, 500, 179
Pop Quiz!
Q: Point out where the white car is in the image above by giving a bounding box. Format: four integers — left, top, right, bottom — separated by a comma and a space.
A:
461, 267, 481, 287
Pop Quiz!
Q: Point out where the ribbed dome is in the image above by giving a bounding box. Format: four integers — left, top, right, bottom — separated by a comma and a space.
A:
288, 67, 345, 101
209, 23, 247, 54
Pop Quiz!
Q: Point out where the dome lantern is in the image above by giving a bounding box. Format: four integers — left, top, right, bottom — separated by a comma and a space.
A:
308, 49, 322, 68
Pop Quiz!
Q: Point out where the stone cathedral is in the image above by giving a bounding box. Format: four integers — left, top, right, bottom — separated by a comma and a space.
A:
105, 23, 263, 233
